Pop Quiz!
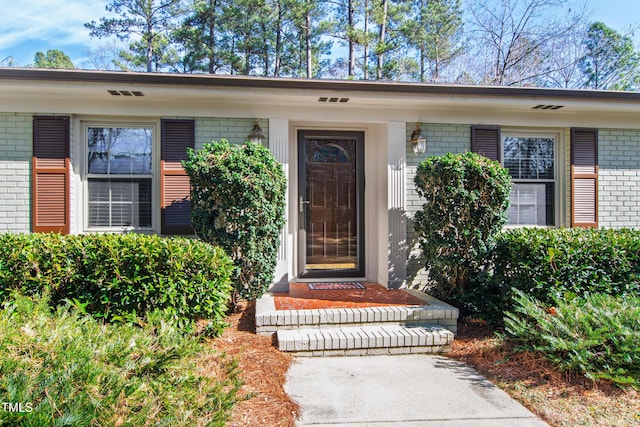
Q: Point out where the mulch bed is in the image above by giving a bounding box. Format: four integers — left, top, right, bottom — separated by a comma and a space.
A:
208, 300, 300, 427
207, 304, 639, 427
448, 318, 640, 427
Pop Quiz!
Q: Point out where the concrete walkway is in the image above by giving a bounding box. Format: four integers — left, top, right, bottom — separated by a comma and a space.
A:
285, 354, 550, 426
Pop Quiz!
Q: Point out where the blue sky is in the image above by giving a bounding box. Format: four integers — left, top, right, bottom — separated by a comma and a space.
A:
0, 0, 112, 67
1, 0, 639, 69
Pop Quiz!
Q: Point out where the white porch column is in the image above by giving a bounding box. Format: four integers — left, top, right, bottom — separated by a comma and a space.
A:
268, 118, 291, 290
387, 121, 407, 288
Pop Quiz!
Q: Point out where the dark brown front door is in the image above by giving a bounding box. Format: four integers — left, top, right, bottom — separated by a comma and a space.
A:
298, 130, 364, 278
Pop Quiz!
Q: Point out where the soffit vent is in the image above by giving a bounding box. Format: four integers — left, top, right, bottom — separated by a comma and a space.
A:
318, 97, 350, 103
532, 104, 564, 110
108, 90, 145, 97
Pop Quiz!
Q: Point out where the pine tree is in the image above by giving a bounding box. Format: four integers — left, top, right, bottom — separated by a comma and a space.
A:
34, 50, 75, 69
405, 0, 464, 82
172, 0, 238, 73
85, 0, 184, 72
580, 22, 640, 90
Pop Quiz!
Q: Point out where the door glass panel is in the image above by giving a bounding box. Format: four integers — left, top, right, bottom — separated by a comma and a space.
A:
302, 136, 361, 275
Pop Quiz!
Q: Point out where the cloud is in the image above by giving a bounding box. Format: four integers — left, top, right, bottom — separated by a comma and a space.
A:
0, 0, 124, 66
0, 0, 111, 49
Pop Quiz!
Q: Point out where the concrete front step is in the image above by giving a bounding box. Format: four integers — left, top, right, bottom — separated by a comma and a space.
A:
255, 289, 459, 356
255, 291, 459, 336
277, 324, 454, 356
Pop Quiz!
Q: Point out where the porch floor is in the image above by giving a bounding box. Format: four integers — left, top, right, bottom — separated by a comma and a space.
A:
272, 283, 426, 310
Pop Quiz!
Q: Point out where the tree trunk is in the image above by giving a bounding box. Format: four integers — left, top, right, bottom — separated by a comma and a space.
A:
262, 21, 270, 76
433, 42, 440, 83
419, 0, 425, 82
306, 6, 312, 78
274, 1, 282, 77
230, 36, 237, 75
348, 0, 355, 77
376, 0, 388, 80
208, 0, 218, 74
146, 20, 153, 73
420, 46, 426, 82
244, 44, 251, 75
363, 0, 369, 79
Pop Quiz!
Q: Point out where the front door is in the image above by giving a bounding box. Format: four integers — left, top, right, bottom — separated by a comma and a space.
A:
298, 130, 364, 278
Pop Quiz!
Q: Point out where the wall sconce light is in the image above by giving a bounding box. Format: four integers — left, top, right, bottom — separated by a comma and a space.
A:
410, 122, 427, 154
248, 120, 265, 145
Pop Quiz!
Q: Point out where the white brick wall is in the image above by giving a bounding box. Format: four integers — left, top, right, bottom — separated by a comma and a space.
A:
0, 113, 32, 233
598, 129, 640, 228
195, 118, 269, 148
405, 123, 471, 288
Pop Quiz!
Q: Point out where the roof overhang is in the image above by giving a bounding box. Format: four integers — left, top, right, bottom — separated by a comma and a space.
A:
3, 67, 640, 100
2, 68, 640, 127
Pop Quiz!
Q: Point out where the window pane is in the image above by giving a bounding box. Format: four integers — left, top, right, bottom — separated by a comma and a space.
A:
111, 201, 133, 226
88, 179, 109, 202
508, 183, 554, 226
503, 137, 554, 180
88, 178, 152, 228
87, 128, 109, 174
89, 203, 110, 227
88, 127, 152, 175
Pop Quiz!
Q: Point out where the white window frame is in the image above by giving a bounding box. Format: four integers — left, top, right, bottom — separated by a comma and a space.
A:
82, 121, 159, 233
501, 129, 564, 228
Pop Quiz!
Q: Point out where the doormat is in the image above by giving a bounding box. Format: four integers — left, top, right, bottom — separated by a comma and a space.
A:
308, 282, 365, 290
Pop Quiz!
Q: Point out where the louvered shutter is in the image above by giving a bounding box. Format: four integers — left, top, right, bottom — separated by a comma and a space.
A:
471, 126, 501, 161
571, 128, 598, 228
32, 116, 70, 234
161, 119, 194, 235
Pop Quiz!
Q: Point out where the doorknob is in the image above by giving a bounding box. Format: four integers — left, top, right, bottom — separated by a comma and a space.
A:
299, 196, 310, 213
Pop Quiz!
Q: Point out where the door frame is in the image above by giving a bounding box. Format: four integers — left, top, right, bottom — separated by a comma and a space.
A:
297, 129, 365, 278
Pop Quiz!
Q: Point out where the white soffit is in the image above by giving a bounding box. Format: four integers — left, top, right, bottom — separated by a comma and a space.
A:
2, 71, 640, 118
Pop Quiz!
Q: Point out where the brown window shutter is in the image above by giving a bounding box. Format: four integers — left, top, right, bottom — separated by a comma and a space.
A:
32, 116, 70, 234
471, 125, 501, 161
571, 128, 598, 228
161, 119, 194, 235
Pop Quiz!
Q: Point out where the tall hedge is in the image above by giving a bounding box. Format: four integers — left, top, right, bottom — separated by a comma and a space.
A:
413, 152, 511, 297
183, 140, 287, 302
0, 233, 234, 335
467, 227, 640, 325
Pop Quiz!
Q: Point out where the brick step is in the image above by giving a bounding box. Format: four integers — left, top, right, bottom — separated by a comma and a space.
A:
255, 292, 459, 336
277, 324, 454, 356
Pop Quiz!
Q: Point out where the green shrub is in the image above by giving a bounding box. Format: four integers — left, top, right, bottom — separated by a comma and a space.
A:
0, 233, 234, 335
0, 293, 242, 426
467, 227, 640, 325
183, 140, 287, 302
413, 152, 511, 297
504, 290, 640, 388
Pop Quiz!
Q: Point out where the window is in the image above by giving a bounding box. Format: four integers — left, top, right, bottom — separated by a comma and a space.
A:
86, 126, 153, 229
503, 135, 555, 226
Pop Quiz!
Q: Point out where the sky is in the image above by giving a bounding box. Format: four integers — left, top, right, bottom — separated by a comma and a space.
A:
1, 0, 640, 69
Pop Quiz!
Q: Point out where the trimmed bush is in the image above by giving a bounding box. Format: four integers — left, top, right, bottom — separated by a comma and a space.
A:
467, 227, 640, 325
0, 294, 242, 426
0, 233, 234, 335
505, 290, 640, 388
183, 140, 287, 302
414, 152, 511, 297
